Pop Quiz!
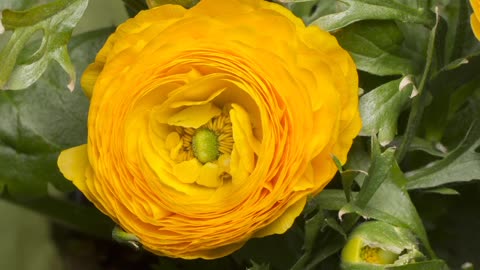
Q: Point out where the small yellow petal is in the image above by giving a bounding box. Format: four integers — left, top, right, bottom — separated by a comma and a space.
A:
230, 104, 260, 173
165, 132, 181, 150
173, 159, 202, 184
196, 162, 222, 188
168, 103, 221, 128
217, 154, 231, 173
80, 63, 103, 99
57, 144, 89, 191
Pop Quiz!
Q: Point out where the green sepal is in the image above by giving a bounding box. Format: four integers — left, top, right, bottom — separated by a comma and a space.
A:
112, 226, 141, 250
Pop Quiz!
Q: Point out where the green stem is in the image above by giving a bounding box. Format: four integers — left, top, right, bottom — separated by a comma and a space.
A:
1, 194, 114, 240
396, 9, 439, 162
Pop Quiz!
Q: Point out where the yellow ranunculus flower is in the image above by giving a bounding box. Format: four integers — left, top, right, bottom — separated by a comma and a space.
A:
58, 0, 361, 259
471, 0, 480, 40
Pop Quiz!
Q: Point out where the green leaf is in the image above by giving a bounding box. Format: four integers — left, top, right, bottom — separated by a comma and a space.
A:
395, 8, 440, 162
0, 28, 111, 197
291, 225, 346, 270
121, 0, 148, 17
309, 0, 435, 31
390, 136, 447, 157
440, 0, 480, 64
0, 0, 88, 90
421, 187, 459, 195
335, 20, 415, 76
310, 189, 357, 211
359, 78, 414, 145
340, 147, 433, 257
233, 227, 302, 270
406, 121, 480, 190
422, 56, 480, 142
284, 0, 336, 24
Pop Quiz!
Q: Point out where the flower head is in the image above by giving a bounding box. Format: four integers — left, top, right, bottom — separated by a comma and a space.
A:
58, 0, 361, 259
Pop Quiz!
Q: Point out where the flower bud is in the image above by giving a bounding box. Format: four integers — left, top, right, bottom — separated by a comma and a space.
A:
341, 221, 425, 269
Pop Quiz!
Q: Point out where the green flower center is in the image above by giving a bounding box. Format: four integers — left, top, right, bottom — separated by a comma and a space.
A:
192, 128, 220, 164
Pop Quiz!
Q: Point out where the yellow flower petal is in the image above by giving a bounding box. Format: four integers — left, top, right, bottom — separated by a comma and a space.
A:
173, 158, 202, 184
470, 0, 480, 40
230, 103, 260, 173
254, 197, 307, 238
471, 13, 480, 40
80, 63, 103, 99
168, 103, 222, 128
196, 162, 222, 188
57, 144, 89, 191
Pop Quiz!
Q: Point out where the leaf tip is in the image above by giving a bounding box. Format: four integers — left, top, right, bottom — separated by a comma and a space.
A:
434, 142, 448, 153
358, 88, 364, 96
461, 262, 474, 270
67, 79, 75, 92
399, 75, 414, 91
410, 88, 419, 98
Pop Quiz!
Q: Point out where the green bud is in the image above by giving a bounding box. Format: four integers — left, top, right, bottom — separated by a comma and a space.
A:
341, 221, 425, 269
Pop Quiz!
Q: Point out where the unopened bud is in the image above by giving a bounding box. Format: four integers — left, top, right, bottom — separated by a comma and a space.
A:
341, 221, 425, 269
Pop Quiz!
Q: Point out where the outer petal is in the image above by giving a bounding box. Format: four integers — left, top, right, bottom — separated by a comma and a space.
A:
254, 197, 307, 237
57, 144, 89, 192
471, 0, 480, 40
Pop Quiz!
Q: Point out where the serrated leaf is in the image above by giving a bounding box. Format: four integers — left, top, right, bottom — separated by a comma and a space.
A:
340, 147, 433, 257
335, 20, 415, 76
359, 78, 414, 145
309, 0, 435, 31
0, 0, 88, 90
0, 29, 111, 197
406, 121, 480, 190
